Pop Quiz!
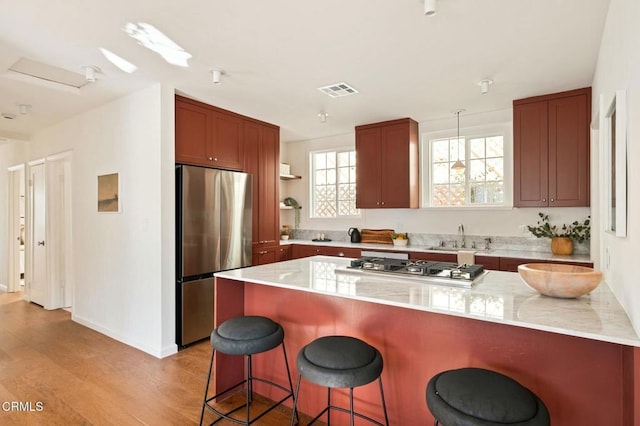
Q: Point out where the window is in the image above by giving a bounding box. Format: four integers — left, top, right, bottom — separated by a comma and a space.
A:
310, 150, 358, 217
424, 126, 508, 207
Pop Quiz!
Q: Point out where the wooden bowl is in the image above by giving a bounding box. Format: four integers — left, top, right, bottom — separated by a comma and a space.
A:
517, 263, 602, 298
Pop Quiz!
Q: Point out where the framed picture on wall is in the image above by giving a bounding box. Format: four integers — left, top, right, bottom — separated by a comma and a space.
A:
602, 89, 627, 237
97, 173, 120, 213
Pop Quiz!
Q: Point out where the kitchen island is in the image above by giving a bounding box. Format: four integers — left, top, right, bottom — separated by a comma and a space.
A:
214, 256, 640, 425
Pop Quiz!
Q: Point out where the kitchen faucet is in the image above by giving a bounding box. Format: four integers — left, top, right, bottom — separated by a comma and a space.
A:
458, 224, 465, 248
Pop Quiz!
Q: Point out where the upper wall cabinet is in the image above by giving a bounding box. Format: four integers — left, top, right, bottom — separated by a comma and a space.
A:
175, 95, 244, 170
513, 88, 590, 207
355, 118, 419, 208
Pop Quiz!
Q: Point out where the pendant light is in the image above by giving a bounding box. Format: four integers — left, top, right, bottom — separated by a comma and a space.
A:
451, 109, 465, 170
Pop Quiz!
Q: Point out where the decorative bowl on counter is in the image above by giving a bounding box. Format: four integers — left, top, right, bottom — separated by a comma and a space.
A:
392, 238, 408, 246
517, 263, 602, 298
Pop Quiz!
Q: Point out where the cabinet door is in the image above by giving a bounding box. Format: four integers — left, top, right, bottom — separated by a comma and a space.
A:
355, 127, 382, 208
244, 120, 279, 247
514, 101, 549, 207
409, 252, 457, 263
499, 257, 544, 272
259, 125, 279, 246
475, 255, 500, 270
321, 246, 361, 258
252, 246, 278, 265
277, 246, 291, 262
548, 94, 589, 206
291, 244, 321, 259
175, 100, 210, 166
244, 121, 261, 244
380, 122, 416, 208
210, 111, 243, 170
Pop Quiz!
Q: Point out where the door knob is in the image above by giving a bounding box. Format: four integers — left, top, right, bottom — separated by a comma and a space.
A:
37, 241, 45, 246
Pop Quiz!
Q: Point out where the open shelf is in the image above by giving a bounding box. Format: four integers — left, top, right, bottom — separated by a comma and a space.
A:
280, 174, 301, 180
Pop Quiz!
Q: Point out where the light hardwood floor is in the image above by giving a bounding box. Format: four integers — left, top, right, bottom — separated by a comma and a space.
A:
0, 291, 311, 425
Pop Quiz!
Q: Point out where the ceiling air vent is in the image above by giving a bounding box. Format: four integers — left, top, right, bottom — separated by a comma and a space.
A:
317, 82, 359, 98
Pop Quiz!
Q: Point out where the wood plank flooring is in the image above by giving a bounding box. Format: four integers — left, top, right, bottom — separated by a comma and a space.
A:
0, 291, 318, 425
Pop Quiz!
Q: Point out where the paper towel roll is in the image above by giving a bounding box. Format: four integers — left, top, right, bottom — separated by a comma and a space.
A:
457, 250, 475, 265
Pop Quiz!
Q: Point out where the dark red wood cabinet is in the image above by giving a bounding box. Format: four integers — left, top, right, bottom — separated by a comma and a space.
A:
513, 88, 590, 207
244, 120, 280, 260
355, 118, 419, 209
175, 95, 244, 170
175, 94, 281, 266
499, 257, 593, 272
290, 245, 361, 259
475, 255, 500, 270
408, 252, 457, 263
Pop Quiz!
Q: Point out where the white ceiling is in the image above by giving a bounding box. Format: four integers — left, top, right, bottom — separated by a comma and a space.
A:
0, 0, 610, 144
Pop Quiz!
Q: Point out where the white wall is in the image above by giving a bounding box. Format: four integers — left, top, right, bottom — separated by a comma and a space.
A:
23, 84, 176, 357
592, 0, 640, 332
281, 109, 590, 238
0, 141, 29, 288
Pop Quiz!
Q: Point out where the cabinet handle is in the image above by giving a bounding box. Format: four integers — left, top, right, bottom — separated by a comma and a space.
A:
376, 201, 380, 206
214, 157, 218, 161
338, 252, 344, 257
542, 198, 546, 202
550, 198, 555, 202
208, 156, 213, 161
381, 201, 385, 206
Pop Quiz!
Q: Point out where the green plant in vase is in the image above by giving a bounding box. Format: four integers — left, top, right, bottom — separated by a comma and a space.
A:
527, 212, 590, 255
283, 197, 301, 230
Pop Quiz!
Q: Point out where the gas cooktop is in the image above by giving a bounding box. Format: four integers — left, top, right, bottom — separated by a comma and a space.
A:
337, 256, 487, 288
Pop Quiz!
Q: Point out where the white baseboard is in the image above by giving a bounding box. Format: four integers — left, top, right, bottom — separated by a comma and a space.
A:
72, 313, 177, 359
0, 284, 7, 292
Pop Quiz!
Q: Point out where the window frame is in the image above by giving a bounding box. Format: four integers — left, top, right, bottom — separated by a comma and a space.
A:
308, 148, 360, 219
420, 123, 513, 209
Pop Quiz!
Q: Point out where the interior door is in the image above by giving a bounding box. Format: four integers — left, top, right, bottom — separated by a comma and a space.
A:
30, 163, 47, 306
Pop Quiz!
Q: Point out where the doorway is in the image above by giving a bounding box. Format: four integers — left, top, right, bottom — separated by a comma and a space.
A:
21, 152, 73, 310
7, 165, 25, 293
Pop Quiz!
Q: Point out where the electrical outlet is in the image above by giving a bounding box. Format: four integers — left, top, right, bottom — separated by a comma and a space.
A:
519, 225, 529, 235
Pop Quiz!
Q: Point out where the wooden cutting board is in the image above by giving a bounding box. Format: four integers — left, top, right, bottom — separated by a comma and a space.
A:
360, 229, 394, 245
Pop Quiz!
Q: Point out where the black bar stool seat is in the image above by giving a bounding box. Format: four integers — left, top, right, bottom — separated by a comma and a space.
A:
200, 315, 296, 425
426, 367, 550, 426
291, 335, 389, 426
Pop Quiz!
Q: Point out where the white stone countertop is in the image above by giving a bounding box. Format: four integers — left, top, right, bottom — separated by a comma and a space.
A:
279, 239, 593, 263
216, 256, 639, 347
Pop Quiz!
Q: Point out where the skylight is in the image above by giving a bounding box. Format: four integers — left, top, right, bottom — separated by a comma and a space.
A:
124, 22, 192, 67
100, 48, 138, 73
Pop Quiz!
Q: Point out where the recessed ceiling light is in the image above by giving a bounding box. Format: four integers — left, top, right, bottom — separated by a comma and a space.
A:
318, 82, 359, 98
124, 22, 192, 67
100, 48, 138, 73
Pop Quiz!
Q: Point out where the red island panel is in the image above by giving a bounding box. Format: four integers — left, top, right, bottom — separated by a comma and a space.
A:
214, 277, 639, 425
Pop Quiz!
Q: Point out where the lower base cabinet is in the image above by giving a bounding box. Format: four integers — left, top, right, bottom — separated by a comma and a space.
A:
499, 256, 593, 272
291, 245, 361, 259
252, 246, 278, 265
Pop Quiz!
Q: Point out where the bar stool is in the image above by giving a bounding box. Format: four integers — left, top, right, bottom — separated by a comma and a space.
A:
200, 315, 297, 425
426, 367, 550, 426
290, 335, 389, 426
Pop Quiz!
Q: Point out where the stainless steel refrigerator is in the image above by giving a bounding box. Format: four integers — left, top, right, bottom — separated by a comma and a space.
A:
176, 165, 252, 347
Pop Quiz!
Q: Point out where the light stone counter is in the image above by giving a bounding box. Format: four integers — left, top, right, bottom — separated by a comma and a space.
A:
216, 256, 639, 347
279, 239, 593, 263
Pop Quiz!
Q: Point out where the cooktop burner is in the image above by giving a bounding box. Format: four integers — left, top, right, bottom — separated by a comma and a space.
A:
346, 257, 486, 285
